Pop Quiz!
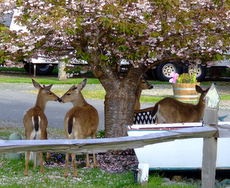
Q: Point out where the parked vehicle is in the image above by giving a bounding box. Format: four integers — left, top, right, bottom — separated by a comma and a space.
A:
128, 123, 230, 170
1, 10, 229, 79
150, 59, 229, 81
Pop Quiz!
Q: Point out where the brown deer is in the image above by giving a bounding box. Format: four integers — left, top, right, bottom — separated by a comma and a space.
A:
134, 78, 153, 110
60, 78, 99, 177
23, 79, 60, 176
153, 85, 209, 123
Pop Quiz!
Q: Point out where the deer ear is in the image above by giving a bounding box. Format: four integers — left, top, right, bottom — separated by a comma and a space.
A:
79, 78, 87, 90
70, 85, 77, 91
32, 79, 41, 89
45, 84, 53, 90
195, 85, 203, 94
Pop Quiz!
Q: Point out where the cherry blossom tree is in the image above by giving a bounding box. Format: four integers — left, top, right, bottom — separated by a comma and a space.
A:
1, 0, 229, 137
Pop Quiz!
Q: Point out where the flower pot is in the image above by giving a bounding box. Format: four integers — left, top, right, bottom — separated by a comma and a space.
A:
172, 83, 199, 103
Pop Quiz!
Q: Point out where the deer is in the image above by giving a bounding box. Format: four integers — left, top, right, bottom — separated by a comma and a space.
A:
134, 85, 209, 124
152, 85, 210, 123
23, 79, 60, 176
60, 78, 99, 177
134, 78, 153, 110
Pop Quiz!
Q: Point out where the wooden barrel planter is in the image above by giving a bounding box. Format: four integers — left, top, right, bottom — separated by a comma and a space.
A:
172, 83, 199, 103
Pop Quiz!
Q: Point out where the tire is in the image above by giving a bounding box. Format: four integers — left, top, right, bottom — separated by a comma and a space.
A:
155, 62, 181, 81
36, 64, 54, 75
188, 64, 206, 81
24, 63, 54, 75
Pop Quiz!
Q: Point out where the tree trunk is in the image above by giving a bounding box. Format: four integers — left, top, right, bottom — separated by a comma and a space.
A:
91, 56, 146, 138
104, 88, 136, 137
100, 73, 140, 137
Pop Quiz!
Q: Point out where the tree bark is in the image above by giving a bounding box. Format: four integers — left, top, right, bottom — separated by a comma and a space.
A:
104, 86, 136, 137
98, 69, 144, 138
91, 54, 147, 138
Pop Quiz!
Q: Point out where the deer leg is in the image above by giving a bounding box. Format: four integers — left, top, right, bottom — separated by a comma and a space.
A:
86, 153, 90, 167
32, 152, 37, 169
71, 153, 77, 177
24, 151, 30, 176
91, 135, 98, 167
93, 153, 98, 168
39, 152, 44, 173
64, 153, 69, 177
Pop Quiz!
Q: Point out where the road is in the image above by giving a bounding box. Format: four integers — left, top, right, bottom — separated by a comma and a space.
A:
0, 83, 105, 130
0, 83, 229, 132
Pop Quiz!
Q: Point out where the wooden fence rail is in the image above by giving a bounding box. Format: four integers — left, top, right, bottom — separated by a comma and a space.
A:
0, 123, 217, 154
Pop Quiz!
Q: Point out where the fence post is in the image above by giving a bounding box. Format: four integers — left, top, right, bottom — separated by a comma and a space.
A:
202, 84, 220, 188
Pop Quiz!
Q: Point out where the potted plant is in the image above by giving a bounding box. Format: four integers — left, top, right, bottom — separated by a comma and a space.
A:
169, 72, 199, 102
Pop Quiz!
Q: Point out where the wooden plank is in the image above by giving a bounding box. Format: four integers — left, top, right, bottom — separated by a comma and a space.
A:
202, 137, 217, 188
217, 122, 230, 137
201, 94, 219, 188
129, 122, 203, 129
0, 126, 217, 154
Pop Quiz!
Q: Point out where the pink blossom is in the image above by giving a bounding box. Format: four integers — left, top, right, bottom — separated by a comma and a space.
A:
169, 72, 179, 83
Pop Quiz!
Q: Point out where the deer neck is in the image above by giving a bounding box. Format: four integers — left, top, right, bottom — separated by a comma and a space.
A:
134, 89, 142, 110
196, 94, 206, 112
72, 93, 87, 107
136, 89, 142, 102
35, 95, 47, 111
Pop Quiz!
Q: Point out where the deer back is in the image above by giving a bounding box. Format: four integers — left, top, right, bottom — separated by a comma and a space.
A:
64, 105, 99, 139
23, 79, 60, 139
60, 79, 99, 139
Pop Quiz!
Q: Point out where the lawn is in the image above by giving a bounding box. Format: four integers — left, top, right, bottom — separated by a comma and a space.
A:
0, 127, 198, 188
0, 71, 228, 187
0, 74, 229, 102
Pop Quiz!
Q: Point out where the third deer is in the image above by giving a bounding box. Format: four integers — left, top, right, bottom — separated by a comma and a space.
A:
153, 85, 210, 123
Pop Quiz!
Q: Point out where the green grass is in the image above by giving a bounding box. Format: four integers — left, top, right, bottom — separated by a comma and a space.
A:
0, 158, 197, 188
221, 95, 230, 100
0, 158, 134, 188
0, 74, 229, 102
0, 127, 199, 188
0, 75, 101, 84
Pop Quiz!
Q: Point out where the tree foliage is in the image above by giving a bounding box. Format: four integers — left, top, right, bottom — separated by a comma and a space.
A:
0, 0, 229, 137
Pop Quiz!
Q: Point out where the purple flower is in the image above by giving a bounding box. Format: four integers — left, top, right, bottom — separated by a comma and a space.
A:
169, 72, 179, 83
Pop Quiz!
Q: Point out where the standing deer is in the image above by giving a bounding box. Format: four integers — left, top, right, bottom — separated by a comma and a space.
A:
60, 78, 99, 177
23, 79, 60, 176
153, 85, 210, 123
134, 78, 153, 110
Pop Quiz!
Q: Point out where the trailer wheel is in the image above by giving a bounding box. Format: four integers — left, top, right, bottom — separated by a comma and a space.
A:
24, 63, 54, 75
155, 62, 181, 81
188, 64, 206, 81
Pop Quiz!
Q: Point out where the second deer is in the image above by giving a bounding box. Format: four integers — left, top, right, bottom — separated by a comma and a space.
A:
23, 79, 60, 176
60, 78, 99, 177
